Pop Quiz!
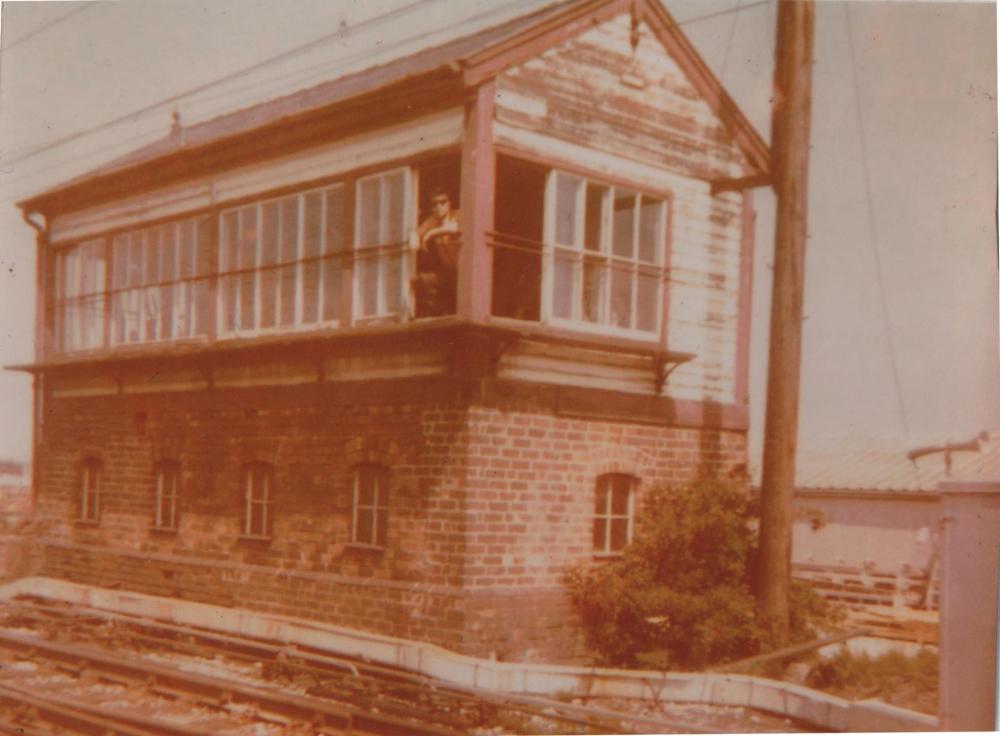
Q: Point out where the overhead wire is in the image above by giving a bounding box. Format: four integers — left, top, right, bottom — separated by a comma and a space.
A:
2, 0, 772, 207
0, 2, 98, 54
718, 0, 743, 84
843, 2, 912, 441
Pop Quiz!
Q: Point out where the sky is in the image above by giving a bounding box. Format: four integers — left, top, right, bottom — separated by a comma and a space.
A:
0, 0, 997, 472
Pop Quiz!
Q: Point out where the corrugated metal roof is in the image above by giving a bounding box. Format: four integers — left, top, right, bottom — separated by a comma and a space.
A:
753, 431, 1000, 493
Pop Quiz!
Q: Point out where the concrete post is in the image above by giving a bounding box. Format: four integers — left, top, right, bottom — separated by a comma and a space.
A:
938, 480, 1000, 731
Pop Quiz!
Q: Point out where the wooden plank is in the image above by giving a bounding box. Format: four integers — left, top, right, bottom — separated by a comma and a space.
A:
734, 190, 756, 406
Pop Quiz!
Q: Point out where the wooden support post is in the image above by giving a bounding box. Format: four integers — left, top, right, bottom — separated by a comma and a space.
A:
457, 80, 496, 323
757, 0, 815, 642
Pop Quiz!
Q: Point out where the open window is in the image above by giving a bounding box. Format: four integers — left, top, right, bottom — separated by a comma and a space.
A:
412, 155, 461, 319
492, 155, 546, 321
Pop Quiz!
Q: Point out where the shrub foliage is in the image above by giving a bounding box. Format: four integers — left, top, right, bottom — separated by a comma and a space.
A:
568, 478, 833, 669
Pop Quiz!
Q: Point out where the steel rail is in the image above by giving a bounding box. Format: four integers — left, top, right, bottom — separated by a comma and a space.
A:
0, 629, 460, 736
0, 681, 209, 736
2, 599, 707, 734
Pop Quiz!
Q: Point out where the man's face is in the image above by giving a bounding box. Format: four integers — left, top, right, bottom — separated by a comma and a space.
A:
431, 194, 451, 217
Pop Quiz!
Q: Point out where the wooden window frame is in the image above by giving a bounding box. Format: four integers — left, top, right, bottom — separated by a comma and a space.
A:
351, 464, 389, 549
352, 167, 414, 322
593, 473, 635, 556
79, 458, 102, 524
542, 170, 667, 339
152, 461, 180, 531
55, 239, 107, 353
242, 463, 273, 540
218, 183, 346, 338
109, 216, 213, 348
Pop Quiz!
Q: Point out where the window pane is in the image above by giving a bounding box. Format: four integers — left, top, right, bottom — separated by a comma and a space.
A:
356, 508, 374, 544
611, 482, 630, 515
249, 501, 265, 536
324, 187, 345, 253
382, 252, 402, 315
584, 184, 606, 252
553, 250, 574, 320
610, 264, 632, 328
358, 469, 375, 506
384, 172, 406, 245
637, 270, 658, 333
144, 228, 160, 285
128, 233, 144, 287
322, 260, 341, 322
554, 174, 580, 246
638, 197, 662, 264
359, 253, 378, 317
610, 518, 629, 551
302, 192, 322, 324
221, 212, 239, 333
582, 256, 605, 324
112, 235, 128, 289
359, 179, 381, 246
238, 208, 258, 331
178, 221, 195, 279
593, 518, 606, 550
260, 202, 279, 329
195, 217, 213, 277
612, 189, 636, 258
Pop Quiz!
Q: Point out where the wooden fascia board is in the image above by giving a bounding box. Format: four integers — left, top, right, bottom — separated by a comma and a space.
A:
461, 0, 632, 87
20, 70, 465, 218
638, 0, 771, 176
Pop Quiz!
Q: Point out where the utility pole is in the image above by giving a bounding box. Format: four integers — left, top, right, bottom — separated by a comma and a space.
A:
757, 0, 815, 643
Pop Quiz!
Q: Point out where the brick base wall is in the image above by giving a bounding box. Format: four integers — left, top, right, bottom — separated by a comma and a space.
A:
30, 377, 746, 662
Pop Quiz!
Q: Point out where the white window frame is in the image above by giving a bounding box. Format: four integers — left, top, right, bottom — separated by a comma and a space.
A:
242, 463, 273, 539
542, 170, 667, 338
80, 459, 101, 523
351, 465, 389, 548
218, 183, 345, 338
110, 216, 212, 348
153, 461, 180, 531
55, 239, 107, 353
593, 473, 635, 555
352, 167, 414, 322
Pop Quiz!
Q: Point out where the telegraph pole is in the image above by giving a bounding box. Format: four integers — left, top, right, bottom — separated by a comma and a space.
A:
757, 0, 816, 642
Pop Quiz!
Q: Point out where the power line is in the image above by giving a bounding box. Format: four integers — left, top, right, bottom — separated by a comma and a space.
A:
1, 0, 438, 166
718, 0, 743, 84
843, 2, 912, 440
0, 2, 98, 54
675, 0, 769, 29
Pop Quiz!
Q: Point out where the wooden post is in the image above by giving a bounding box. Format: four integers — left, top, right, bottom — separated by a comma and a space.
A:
457, 80, 496, 322
757, 0, 815, 642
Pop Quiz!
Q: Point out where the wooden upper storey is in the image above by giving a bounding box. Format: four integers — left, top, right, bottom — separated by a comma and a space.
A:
18, 0, 766, 407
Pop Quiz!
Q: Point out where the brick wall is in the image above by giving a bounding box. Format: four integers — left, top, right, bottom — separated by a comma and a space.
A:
30, 378, 745, 662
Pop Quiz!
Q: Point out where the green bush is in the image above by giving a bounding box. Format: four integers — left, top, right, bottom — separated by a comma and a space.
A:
567, 478, 835, 669
807, 647, 938, 715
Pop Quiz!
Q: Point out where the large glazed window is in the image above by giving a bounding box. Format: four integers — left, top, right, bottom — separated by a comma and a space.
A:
545, 171, 667, 335
354, 169, 409, 320
220, 184, 345, 335
111, 216, 212, 346
55, 239, 106, 352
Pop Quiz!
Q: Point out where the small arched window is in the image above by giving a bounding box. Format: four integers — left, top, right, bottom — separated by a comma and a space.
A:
352, 464, 389, 547
80, 458, 102, 523
593, 473, 635, 555
243, 463, 273, 538
153, 461, 180, 531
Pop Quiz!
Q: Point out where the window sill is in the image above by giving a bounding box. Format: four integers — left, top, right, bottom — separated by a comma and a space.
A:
591, 551, 625, 561
149, 526, 178, 535
73, 519, 100, 528
344, 542, 386, 554
238, 534, 273, 544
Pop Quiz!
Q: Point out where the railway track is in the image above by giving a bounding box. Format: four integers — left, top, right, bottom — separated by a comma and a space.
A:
0, 597, 707, 735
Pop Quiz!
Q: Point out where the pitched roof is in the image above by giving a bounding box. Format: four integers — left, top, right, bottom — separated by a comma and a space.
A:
753, 431, 1000, 494
19, 0, 768, 215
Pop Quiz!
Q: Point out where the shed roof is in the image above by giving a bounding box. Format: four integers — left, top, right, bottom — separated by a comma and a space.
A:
19, 0, 769, 215
753, 431, 1000, 494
